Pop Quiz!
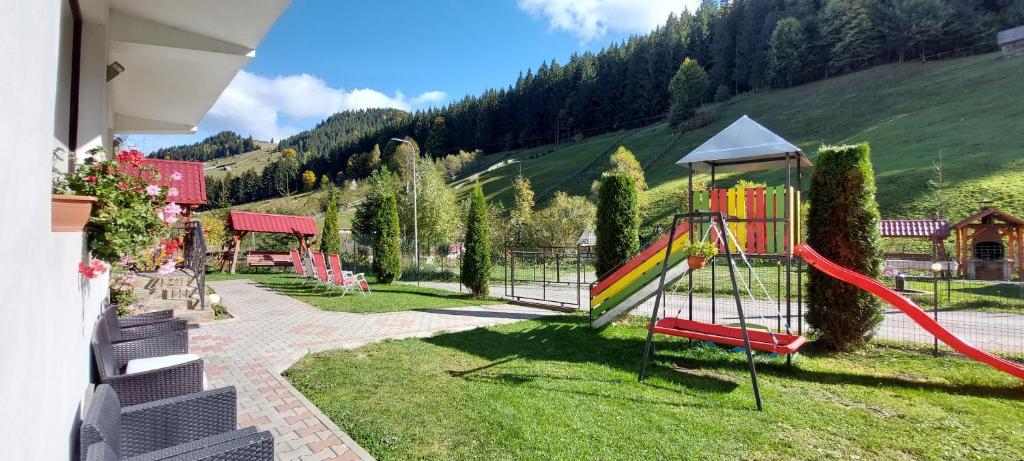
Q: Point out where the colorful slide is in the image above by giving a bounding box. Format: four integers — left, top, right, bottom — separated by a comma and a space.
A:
590, 221, 691, 328
795, 243, 1024, 381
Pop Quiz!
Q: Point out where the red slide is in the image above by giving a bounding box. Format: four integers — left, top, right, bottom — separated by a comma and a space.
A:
795, 243, 1024, 381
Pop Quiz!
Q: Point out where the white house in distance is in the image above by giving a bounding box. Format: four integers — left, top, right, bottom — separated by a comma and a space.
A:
0, 1, 289, 458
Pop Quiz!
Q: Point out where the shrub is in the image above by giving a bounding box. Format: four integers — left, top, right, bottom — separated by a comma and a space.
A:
595, 174, 639, 276
320, 190, 341, 255
461, 183, 491, 297
372, 193, 402, 283
714, 84, 732, 102
806, 143, 884, 351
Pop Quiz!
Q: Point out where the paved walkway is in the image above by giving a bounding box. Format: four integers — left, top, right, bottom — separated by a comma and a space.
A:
194, 279, 560, 461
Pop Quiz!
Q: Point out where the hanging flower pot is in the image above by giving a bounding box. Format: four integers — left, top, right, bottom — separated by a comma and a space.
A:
51, 194, 97, 232
685, 241, 718, 271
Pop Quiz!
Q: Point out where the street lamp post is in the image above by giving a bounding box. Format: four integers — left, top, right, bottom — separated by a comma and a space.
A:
391, 138, 419, 285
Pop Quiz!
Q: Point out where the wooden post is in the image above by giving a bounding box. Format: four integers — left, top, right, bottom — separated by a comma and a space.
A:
229, 232, 244, 274
297, 234, 308, 254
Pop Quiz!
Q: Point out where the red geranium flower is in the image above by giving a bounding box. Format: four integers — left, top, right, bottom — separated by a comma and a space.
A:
83, 175, 98, 183
116, 149, 144, 167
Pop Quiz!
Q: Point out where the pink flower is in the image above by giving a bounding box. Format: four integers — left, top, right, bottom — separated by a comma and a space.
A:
167, 187, 179, 197
145, 184, 161, 196
90, 259, 108, 274
78, 258, 107, 279
78, 262, 97, 279
163, 202, 182, 216
157, 260, 177, 275
170, 171, 183, 181
83, 175, 97, 183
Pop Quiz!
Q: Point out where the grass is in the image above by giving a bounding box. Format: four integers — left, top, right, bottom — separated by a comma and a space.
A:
203, 145, 281, 179
287, 314, 1024, 461
206, 271, 503, 313
460, 53, 1024, 233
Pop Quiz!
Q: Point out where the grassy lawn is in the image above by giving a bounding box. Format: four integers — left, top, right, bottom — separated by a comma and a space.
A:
206, 271, 503, 313
287, 314, 1024, 461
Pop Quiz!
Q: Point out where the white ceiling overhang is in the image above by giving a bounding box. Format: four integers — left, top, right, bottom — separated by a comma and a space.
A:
106, 0, 290, 134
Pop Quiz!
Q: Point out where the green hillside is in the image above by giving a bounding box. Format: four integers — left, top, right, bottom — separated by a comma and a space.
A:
203, 142, 281, 179
461, 52, 1024, 228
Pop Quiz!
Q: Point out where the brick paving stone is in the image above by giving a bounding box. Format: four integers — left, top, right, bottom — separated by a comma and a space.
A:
194, 279, 560, 460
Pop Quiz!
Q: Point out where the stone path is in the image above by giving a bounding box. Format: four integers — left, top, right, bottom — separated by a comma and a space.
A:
194, 279, 560, 461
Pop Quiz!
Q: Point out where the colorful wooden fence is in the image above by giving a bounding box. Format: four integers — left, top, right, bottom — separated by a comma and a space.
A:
690, 186, 799, 255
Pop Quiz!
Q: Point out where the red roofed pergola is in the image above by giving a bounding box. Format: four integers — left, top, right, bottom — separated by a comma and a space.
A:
222, 211, 318, 273
880, 219, 950, 259
119, 158, 207, 211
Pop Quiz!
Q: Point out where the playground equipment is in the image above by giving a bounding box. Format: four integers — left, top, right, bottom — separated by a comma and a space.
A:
796, 243, 1024, 380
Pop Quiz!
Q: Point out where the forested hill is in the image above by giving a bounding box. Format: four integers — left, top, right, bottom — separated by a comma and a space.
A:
151, 131, 256, 162
290, 0, 1019, 182
278, 108, 409, 155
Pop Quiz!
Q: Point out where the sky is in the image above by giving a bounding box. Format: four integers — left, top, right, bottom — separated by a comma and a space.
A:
127, 0, 699, 153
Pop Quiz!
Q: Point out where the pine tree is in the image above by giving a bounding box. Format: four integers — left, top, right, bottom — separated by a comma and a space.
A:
806, 143, 884, 351
822, 0, 880, 73
320, 190, 341, 255
768, 17, 810, 88
461, 183, 491, 297
425, 116, 449, 156
668, 58, 710, 127
595, 174, 639, 276
372, 193, 402, 284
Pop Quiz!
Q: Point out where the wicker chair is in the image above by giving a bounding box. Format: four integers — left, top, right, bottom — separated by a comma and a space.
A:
115, 307, 175, 327
81, 385, 274, 460
92, 317, 203, 406
103, 305, 188, 343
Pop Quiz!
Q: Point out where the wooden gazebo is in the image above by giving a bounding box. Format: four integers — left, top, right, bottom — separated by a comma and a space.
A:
952, 207, 1024, 281
880, 219, 950, 259
222, 211, 318, 273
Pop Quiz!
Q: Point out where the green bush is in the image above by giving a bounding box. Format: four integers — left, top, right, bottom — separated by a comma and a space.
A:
595, 174, 639, 276
461, 183, 491, 297
372, 193, 402, 284
320, 190, 341, 255
806, 143, 884, 351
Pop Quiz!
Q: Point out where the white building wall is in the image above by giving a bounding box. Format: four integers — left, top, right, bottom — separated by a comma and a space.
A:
0, 1, 110, 458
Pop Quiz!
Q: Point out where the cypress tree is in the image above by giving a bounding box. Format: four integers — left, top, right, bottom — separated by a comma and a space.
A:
372, 193, 402, 284
461, 183, 491, 297
320, 190, 341, 255
595, 174, 640, 276
806, 143, 884, 351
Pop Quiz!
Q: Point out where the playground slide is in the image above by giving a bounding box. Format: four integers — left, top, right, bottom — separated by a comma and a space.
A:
590, 222, 692, 328
795, 243, 1024, 381
591, 259, 691, 328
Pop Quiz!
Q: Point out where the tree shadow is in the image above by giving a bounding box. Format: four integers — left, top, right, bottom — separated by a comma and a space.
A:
424, 315, 1024, 401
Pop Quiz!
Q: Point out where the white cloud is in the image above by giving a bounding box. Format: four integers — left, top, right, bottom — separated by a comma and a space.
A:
202, 71, 446, 141
411, 90, 448, 107
518, 0, 698, 42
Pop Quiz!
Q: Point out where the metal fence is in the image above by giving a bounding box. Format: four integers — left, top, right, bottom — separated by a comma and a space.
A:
501, 246, 595, 307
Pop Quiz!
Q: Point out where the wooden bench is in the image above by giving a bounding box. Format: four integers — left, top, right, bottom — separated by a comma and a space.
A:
244, 251, 294, 268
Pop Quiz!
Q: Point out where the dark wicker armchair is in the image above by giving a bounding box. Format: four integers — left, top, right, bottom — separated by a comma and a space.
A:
81, 385, 274, 460
103, 305, 188, 343
92, 317, 203, 406
115, 307, 176, 327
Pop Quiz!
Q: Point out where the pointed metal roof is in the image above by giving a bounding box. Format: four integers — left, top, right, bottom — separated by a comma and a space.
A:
676, 115, 811, 172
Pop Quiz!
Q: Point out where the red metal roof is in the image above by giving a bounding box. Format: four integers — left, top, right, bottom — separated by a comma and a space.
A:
880, 219, 950, 239
120, 158, 207, 206
229, 211, 318, 236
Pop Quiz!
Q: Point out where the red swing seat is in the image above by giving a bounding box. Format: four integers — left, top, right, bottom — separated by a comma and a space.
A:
651, 317, 807, 355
